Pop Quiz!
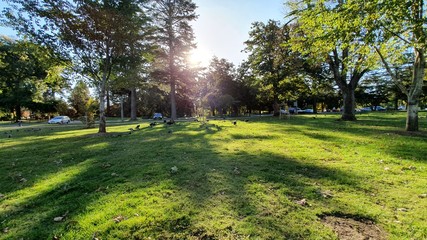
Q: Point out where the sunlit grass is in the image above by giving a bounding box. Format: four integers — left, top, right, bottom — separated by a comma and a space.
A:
0, 113, 426, 239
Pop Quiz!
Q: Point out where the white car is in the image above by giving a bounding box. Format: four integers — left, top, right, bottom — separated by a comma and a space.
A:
48, 116, 71, 124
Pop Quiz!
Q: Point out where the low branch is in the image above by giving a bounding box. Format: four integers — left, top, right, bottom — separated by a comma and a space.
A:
374, 46, 408, 95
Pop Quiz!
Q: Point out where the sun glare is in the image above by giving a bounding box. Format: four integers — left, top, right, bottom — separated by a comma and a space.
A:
188, 47, 212, 67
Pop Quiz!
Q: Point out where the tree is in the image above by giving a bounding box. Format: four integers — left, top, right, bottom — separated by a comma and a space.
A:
69, 80, 91, 117
245, 20, 299, 115
148, 0, 197, 120
235, 62, 261, 115
299, 57, 335, 113
365, 0, 427, 131
3, 0, 152, 133
289, 1, 377, 120
201, 57, 238, 116
0, 37, 67, 120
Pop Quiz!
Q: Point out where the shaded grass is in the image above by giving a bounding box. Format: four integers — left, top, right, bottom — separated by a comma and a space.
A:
0, 113, 426, 239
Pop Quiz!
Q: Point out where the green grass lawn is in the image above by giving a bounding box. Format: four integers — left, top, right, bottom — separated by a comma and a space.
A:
1, 113, 426, 239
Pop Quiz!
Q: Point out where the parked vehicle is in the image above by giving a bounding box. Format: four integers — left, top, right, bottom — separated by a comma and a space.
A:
280, 109, 288, 114
373, 106, 386, 111
288, 107, 302, 114
48, 116, 70, 124
152, 113, 163, 120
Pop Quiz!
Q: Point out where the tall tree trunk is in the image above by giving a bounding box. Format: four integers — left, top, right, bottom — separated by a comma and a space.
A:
106, 88, 111, 117
98, 77, 107, 133
313, 97, 318, 114
170, 79, 177, 120
406, 48, 425, 131
341, 87, 357, 121
130, 87, 137, 121
376, 46, 425, 131
406, 99, 419, 131
272, 81, 279, 116
15, 104, 22, 121
120, 95, 124, 122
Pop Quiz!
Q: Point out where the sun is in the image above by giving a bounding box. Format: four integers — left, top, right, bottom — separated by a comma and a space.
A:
188, 47, 212, 67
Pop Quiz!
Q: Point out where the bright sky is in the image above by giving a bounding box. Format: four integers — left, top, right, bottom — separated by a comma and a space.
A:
191, 0, 286, 66
0, 0, 286, 66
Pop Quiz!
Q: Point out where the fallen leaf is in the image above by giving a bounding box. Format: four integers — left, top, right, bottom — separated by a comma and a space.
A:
113, 215, 125, 223
54, 216, 64, 222
0, 193, 4, 199
296, 199, 309, 206
418, 194, 427, 198
3, 227, 8, 233
20, 178, 27, 183
397, 208, 408, 212
111, 173, 118, 177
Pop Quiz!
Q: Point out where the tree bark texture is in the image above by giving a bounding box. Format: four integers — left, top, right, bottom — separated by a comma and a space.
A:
15, 104, 22, 121
130, 87, 137, 121
170, 79, 177, 120
98, 87, 107, 133
406, 48, 425, 131
341, 88, 357, 121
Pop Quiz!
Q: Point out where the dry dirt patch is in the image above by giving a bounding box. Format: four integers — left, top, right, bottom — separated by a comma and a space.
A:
322, 215, 387, 240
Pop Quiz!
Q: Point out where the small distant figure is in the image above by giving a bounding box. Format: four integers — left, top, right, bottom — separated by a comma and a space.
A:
18, 120, 22, 127
163, 119, 167, 123
233, 120, 237, 126
244, 119, 249, 122
149, 122, 157, 128
135, 125, 140, 130
166, 120, 175, 125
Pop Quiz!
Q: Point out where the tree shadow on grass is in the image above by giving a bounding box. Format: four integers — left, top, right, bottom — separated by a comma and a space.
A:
0, 121, 389, 239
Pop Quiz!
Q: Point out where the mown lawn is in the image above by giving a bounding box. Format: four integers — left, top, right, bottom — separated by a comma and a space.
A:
0, 112, 426, 239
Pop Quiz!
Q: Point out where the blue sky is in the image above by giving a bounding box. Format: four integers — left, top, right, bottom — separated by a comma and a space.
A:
0, 0, 286, 66
191, 0, 286, 66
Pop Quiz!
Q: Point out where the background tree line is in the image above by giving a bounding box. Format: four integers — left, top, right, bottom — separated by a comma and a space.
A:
1, 0, 426, 132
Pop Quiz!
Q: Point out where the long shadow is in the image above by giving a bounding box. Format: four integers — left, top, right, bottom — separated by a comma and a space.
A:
0, 119, 418, 239
252, 114, 427, 162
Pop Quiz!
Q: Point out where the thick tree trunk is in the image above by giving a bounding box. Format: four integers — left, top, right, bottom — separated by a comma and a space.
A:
406, 100, 419, 131
130, 87, 137, 121
120, 95, 124, 122
15, 104, 22, 121
170, 79, 177, 120
210, 105, 215, 116
406, 48, 425, 131
341, 88, 357, 121
98, 78, 107, 133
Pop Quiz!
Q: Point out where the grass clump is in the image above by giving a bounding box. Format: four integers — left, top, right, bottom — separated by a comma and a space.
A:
0, 113, 426, 239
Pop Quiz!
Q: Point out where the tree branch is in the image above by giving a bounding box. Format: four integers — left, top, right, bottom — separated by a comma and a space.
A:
374, 46, 408, 95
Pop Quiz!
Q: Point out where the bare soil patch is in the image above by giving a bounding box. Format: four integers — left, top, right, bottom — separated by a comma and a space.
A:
321, 215, 387, 240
